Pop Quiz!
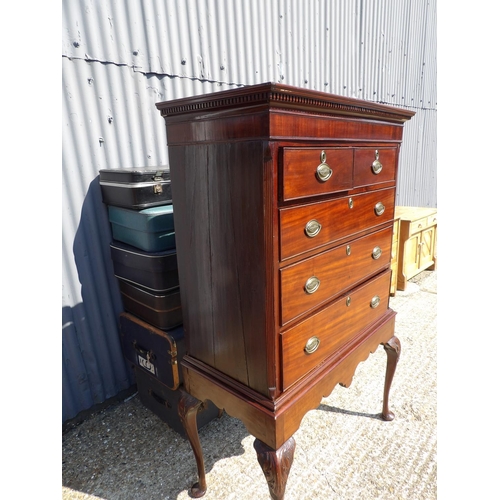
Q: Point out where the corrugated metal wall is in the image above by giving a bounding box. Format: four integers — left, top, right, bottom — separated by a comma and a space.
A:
62, 0, 437, 423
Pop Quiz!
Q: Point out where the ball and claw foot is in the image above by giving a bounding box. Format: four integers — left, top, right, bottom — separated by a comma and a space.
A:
254, 436, 296, 500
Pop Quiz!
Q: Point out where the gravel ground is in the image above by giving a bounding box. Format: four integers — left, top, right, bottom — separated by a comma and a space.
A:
62, 271, 437, 500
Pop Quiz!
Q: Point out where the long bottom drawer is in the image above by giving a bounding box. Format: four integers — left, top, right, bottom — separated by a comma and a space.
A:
280, 269, 391, 390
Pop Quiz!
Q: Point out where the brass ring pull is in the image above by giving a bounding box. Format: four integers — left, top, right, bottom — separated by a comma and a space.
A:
305, 219, 322, 238
316, 163, 332, 182
372, 150, 383, 174
370, 295, 381, 308
304, 276, 321, 294
316, 150, 332, 182
372, 246, 382, 260
304, 336, 321, 354
374, 202, 385, 216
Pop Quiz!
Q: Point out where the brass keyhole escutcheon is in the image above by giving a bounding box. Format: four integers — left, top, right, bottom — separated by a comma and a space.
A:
372, 150, 383, 174
316, 150, 333, 182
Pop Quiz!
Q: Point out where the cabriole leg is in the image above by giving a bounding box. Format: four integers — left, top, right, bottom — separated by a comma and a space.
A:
254, 436, 296, 500
178, 390, 208, 498
382, 335, 401, 421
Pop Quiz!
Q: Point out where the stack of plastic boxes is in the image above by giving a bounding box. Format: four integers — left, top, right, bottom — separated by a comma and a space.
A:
99, 166, 219, 436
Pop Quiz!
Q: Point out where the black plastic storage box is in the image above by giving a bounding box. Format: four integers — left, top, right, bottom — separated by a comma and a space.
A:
110, 241, 179, 292
99, 166, 172, 209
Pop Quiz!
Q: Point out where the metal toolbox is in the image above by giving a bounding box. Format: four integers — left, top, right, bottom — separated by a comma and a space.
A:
119, 312, 185, 390
134, 366, 221, 437
99, 166, 172, 209
107, 205, 176, 252
118, 279, 183, 330
110, 240, 179, 292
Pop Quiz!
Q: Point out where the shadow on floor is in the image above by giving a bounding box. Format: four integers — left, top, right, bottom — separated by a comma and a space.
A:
62, 395, 248, 499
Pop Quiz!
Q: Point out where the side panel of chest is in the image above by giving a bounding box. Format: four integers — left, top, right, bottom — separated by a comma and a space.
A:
167, 142, 274, 396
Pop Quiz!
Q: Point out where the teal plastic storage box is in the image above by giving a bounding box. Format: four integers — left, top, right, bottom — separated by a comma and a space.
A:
108, 204, 176, 252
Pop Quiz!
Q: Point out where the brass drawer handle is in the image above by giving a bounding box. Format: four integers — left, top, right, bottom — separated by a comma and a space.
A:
372, 246, 382, 260
370, 295, 381, 308
305, 219, 322, 238
375, 202, 385, 216
348, 197, 354, 209
304, 276, 321, 294
372, 149, 383, 174
316, 150, 332, 182
316, 163, 332, 182
304, 336, 320, 354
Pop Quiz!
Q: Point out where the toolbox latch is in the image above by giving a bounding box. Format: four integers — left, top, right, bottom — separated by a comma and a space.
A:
153, 171, 165, 194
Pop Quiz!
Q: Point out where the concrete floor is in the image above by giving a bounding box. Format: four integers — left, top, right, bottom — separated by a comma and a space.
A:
62, 270, 437, 500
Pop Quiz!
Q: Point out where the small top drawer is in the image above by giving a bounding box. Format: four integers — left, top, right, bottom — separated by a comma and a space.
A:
353, 148, 397, 187
282, 148, 353, 201
409, 213, 437, 235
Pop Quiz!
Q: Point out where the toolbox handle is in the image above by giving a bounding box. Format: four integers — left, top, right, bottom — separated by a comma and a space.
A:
132, 341, 156, 361
148, 389, 172, 408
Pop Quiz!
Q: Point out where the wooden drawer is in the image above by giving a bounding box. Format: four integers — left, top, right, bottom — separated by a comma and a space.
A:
282, 148, 353, 201
280, 270, 391, 390
409, 213, 438, 235
279, 188, 395, 261
353, 147, 397, 187
280, 226, 392, 325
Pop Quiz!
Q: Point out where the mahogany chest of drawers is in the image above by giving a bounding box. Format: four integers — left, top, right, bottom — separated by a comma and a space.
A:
156, 83, 414, 499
